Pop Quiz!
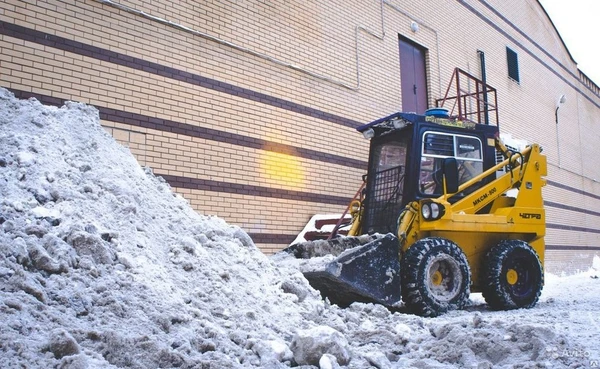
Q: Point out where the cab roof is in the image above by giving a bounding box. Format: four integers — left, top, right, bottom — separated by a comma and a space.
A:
357, 112, 498, 138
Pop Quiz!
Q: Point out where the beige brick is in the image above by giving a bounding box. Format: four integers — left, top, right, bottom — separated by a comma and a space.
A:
111, 129, 130, 143
130, 132, 147, 145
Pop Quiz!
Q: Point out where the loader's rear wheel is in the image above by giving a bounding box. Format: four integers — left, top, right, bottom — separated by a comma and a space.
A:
401, 238, 471, 317
483, 240, 543, 310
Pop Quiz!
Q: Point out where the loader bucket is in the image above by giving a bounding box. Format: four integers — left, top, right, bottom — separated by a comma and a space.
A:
286, 234, 402, 308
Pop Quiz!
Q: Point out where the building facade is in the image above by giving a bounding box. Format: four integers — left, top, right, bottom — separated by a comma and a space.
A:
1, 0, 598, 272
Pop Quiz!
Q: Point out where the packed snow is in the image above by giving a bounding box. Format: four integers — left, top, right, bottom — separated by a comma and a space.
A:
1, 87, 599, 368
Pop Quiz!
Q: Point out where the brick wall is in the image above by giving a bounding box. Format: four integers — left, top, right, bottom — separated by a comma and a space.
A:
1, 0, 599, 271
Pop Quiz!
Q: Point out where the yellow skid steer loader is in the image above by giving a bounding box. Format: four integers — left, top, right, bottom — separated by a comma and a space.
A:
283, 111, 546, 317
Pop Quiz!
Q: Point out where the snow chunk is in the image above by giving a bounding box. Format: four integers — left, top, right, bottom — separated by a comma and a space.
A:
291, 326, 350, 366
251, 339, 293, 365
31, 206, 60, 219
394, 323, 413, 341
319, 353, 341, 369
363, 351, 392, 369
16, 151, 36, 166
46, 329, 80, 359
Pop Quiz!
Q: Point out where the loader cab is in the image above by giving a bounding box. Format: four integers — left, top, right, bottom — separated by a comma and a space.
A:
357, 112, 498, 234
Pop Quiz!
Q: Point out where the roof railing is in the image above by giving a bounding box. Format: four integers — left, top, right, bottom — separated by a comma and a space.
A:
435, 68, 499, 126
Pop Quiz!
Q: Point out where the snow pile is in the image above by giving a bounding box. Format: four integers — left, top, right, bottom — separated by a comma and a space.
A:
0, 88, 323, 368
1, 88, 598, 368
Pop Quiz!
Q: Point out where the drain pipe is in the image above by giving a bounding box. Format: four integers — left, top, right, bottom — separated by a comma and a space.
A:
477, 50, 489, 125
353, 0, 387, 90
555, 94, 566, 167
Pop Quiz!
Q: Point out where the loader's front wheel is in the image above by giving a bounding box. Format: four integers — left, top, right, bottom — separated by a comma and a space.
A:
483, 240, 543, 310
401, 238, 471, 317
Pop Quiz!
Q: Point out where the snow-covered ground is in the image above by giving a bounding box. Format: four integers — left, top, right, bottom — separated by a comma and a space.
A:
1, 88, 598, 368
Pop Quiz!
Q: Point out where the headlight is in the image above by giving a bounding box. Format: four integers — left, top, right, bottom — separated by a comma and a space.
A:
362, 128, 375, 139
420, 201, 445, 221
421, 203, 431, 219
430, 203, 440, 219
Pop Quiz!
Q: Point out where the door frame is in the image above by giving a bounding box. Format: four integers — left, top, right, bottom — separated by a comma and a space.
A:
398, 35, 429, 114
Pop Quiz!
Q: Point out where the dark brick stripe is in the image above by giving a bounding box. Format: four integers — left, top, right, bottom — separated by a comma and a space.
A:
547, 223, 600, 234
547, 180, 600, 202
0, 20, 361, 129
458, 1, 600, 109
8, 89, 367, 170
160, 174, 352, 206
248, 233, 296, 245
545, 201, 600, 218
98, 107, 367, 169
546, 245, 600, 251
9, 89, 67, 107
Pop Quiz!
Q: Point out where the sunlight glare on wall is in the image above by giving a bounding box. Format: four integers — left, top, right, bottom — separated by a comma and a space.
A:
260, 150, 305, 189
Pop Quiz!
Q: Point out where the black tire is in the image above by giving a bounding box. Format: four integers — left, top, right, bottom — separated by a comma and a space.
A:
482, 240, 543, 310
401, 238, 471, 317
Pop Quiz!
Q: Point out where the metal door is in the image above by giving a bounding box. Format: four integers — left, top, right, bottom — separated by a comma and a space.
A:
399, 37, 428, 114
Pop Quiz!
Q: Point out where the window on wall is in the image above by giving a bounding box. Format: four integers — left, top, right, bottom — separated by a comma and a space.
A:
506, 47, 520, 83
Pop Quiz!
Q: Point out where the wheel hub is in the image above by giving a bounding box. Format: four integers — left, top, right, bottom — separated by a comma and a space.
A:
432, 270, 443, 286
506, 268, 519, 285
426, 254, 463, 302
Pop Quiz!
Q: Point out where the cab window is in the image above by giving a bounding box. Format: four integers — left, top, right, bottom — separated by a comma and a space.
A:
372, 142, 407, 172
419, 132, 483, 194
